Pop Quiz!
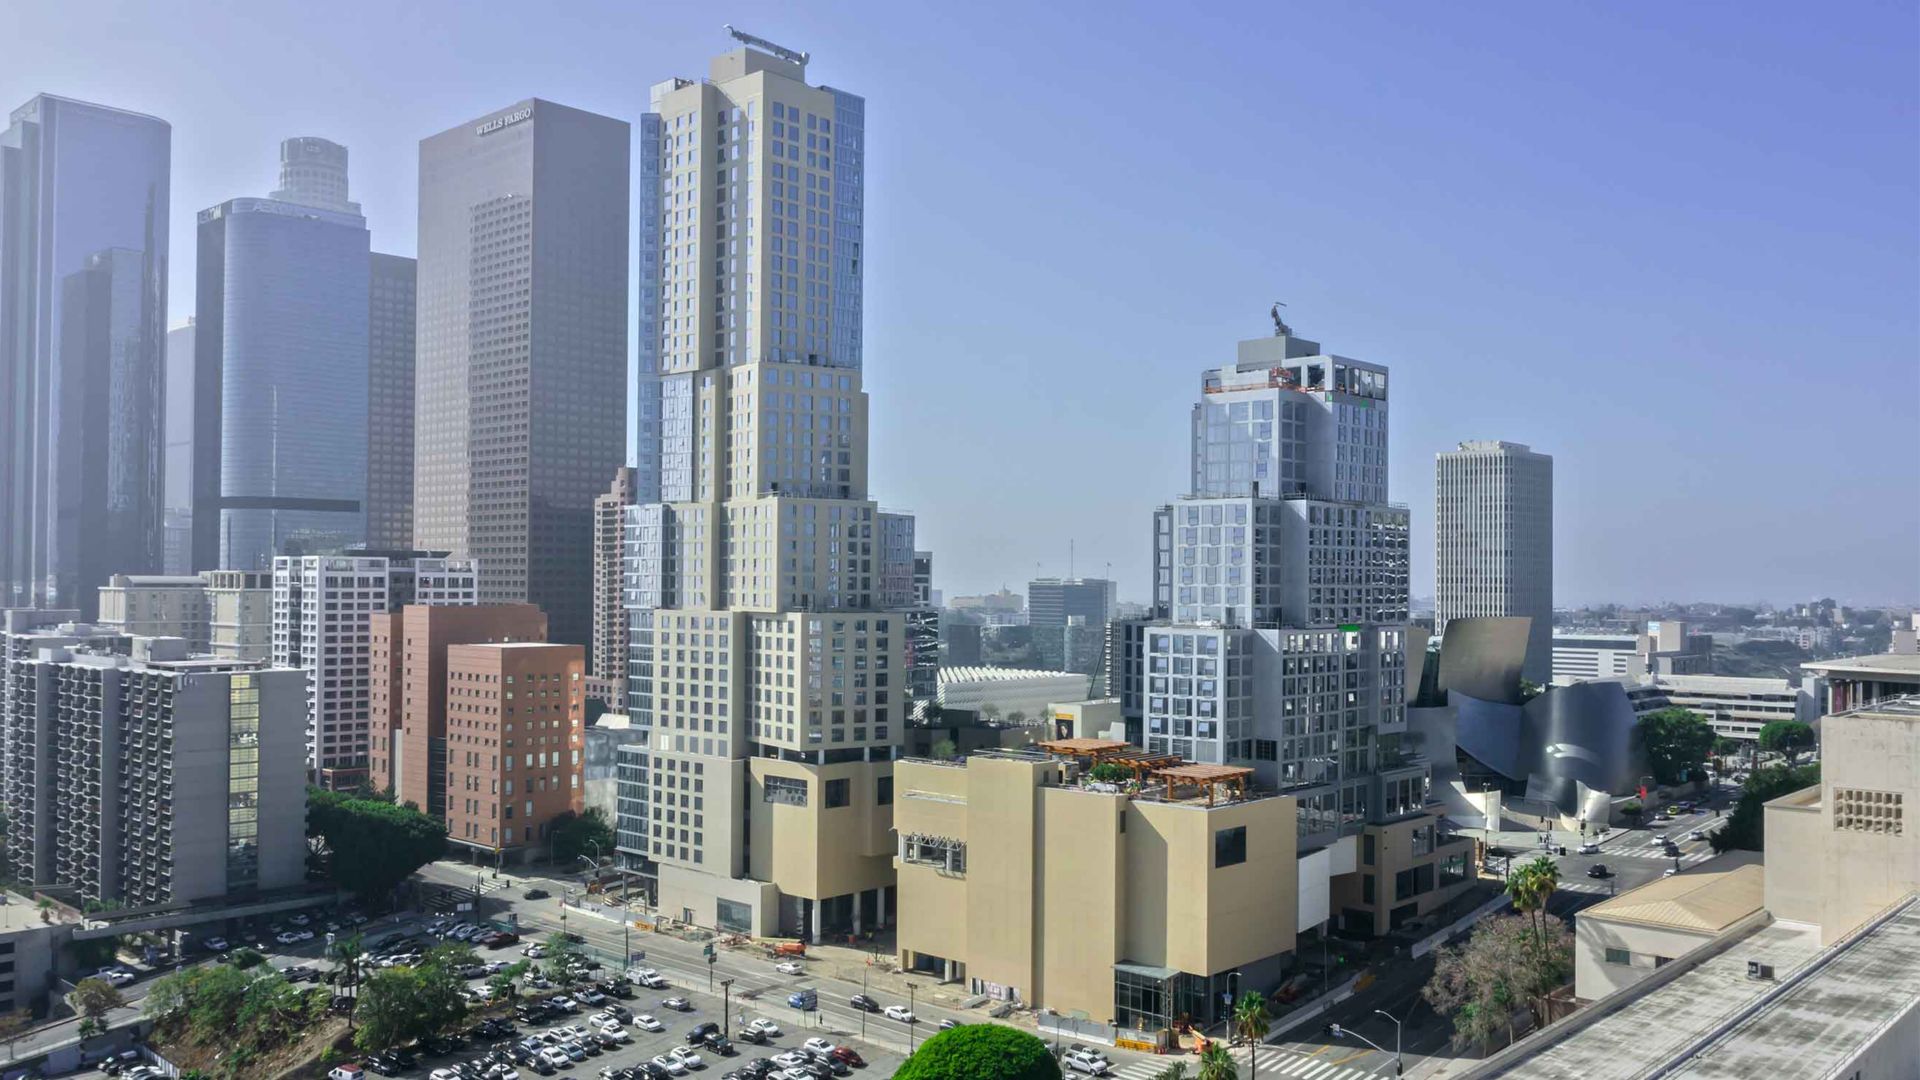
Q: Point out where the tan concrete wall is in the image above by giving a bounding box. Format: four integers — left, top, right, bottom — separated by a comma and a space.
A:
747, 756, 896, 901
894, 761, 974, 973
1037, 785, 1126, 1018
962, 757, 1044, 1001
1811, 711, 1920, 941
1574, 915, 1723, 1001
1763, 794, 1824, 927
1127, 796, 1297, 977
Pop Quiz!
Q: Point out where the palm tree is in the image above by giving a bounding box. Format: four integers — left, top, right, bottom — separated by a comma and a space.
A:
1196, 1041, 1238, 1080
327, 932, 365, 1032
1232, 993, 1269, 1080
1506, 855, 1562, 955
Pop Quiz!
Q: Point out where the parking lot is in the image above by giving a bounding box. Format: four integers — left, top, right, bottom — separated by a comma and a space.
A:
337, 922, 908, 1080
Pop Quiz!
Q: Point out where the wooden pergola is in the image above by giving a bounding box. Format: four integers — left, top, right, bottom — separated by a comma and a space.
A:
1149, 763, 1255, 806
1036, 738, 1181, 782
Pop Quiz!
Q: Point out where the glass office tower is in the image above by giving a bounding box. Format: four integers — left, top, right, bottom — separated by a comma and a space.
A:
196, 191, 370, 570
0, 95, 171, 618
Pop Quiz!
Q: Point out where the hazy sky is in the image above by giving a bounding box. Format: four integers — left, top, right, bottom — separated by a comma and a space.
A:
10, 1, 1916, 607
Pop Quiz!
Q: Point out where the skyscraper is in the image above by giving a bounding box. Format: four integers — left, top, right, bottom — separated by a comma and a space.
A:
163, 319, 196, 572
1027, 577, 1116, 629
0, 95, 171, 618
270, 136, 359, 214
415, 100, 629, 647
197, 175, 370, 570
1435, 440, 1554, 683
590, 467, 639, 710
622, 33, 896, 937
1135, 319, 1416, 852
366, 253, 417, 549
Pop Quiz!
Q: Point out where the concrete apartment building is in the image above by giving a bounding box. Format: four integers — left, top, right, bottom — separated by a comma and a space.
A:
618, 34, 908, 938
590, 467, 639, 710
1, 96, 171, 619
0, 626, 306, 906
96, 570, 272, 660
1620, 673, 1816, 742
415, 99, 628, 648
1435, 440, 1553, 684
444, 642, 584, 862
273, 552, 477, 786
366, 603, 546, 817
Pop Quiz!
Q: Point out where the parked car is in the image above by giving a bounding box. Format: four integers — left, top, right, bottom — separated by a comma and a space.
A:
828, 1047, 864, 1068
736, 1028, 769, 1046
653, 1055, 689, 1077
1062, 1051, 1111, 1076
663, 996, 693, 1011
687, 1021, 721, 1044
748, 1018, 782, 1036
329, 1067, 369, 1080
631, 1013, 665, 1032
670, 1047, 705, 1070
701, 1033, 735, 1056
803, 1039, 835, 1056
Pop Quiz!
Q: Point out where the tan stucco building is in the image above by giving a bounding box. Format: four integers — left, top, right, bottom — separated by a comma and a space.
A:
1572, 853, 1766, 1001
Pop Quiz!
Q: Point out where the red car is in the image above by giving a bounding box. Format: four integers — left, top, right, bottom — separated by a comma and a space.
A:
831, 1047, 865, 1068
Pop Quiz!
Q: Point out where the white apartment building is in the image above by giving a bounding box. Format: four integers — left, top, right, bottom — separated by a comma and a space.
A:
273, 553, 476, 785
1435, 440, 1553, 683
97, 571, 274, 661
1623, 673, 1817, 742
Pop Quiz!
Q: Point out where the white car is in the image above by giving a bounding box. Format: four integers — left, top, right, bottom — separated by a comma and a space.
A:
1577, 842, 1600, 855
774, 961, 805, 976
204, 936, 231, 952
1063, 1051, 1111, 1076
539, 1047, 572, 1068
780, 1070, 814, 1080
803, 1038, 835, 1055
669, 1046, 705, 1069
275, 931, 305, 945
288, 913, 312, 927
96, 966, 136, 987
652, 1055, 689, 1076
632, 1013, 664, 1032
597, 1023, 630, 1042
883, 1005, 916, 1023
429, 1071, 461, 1080
522, 944, 548, 958
1686, 828, 1707, 841
772, 1052, 807, 1069
748, 1018, 781, 1036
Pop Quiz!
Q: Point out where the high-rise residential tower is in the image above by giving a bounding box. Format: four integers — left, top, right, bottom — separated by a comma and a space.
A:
1, 95, 171, 618
196, 138, 370, 571
590, 467, 639, 710
623, 33, 896, 937
366, 253, 417, 549
415, 100, 629, 647
274, 551, 477, 786
1435, 440, 1554, 683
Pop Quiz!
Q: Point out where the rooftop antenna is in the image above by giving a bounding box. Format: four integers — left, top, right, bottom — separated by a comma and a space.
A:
1069, 539, 1075, 581
1270, 301, 1292, 337
723, 25, 810, 66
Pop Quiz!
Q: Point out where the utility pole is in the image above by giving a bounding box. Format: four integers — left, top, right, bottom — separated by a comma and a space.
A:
721, 978, 734, 1037
907, 983, 919, 1054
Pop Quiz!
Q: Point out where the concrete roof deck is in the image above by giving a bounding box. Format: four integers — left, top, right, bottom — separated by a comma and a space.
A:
1802, 653, 1920, 677
1581, 854, 1765, 933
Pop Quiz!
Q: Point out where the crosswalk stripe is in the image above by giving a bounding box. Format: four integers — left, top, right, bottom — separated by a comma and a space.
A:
1297, 1060, 1337, 1079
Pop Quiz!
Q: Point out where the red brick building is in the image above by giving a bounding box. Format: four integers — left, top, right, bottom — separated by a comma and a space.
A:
445, 642, 585, 861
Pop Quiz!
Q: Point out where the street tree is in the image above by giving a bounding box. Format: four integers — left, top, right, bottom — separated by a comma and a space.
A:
353, 958, 467, 1053
68, 977, 125, 1026
1232, 992, 1270, 1080
1757, 721, 1816, 766
1424, 913, 1573, 1050
326, 932, 366, 1031
307, 787, 447, 900
893, 1024, 1061, 1080
549, 807, 615, 866
1506, 855, 1561, 952
1710, 764, 1820, 853
1196, 1041, 1238, 1080
1637, 708, 1716, 786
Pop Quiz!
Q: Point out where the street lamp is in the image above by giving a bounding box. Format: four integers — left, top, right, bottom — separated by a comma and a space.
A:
1329, 1020, 1402, 1077
1372, 1010, 1403, 1077
906, 983, 919, 1054
721, 978, 735, 1037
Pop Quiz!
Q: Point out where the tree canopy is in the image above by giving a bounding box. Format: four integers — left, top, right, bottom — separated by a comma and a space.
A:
1710, 764, 1820, 853
894, 1024, 1062, 1080
1757, 721, 1815, 764
1637, 708, 1716, 785
548, 807, 615, 867
352, 948, 469, 1052
144, 963, 327, 1078
1424, 912, 1573, 1050
307, 786, 447, 899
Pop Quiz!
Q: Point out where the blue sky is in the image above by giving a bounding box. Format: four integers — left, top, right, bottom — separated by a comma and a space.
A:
10, 0, 1916, 606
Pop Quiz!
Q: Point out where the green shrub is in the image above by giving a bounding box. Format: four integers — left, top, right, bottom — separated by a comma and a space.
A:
894, 1024, 1062, 1080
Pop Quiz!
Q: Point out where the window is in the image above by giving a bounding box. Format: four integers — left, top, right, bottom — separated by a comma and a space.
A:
1604, 948, 1631, 966
876, 776, 893, 805
1362, 874, 1375, 904
825, 778, 850, 808
1834, 787, 1904, 835
1214, 826, 1247, 868
764, 776, 808, 806
1362, 834, 1375, 866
